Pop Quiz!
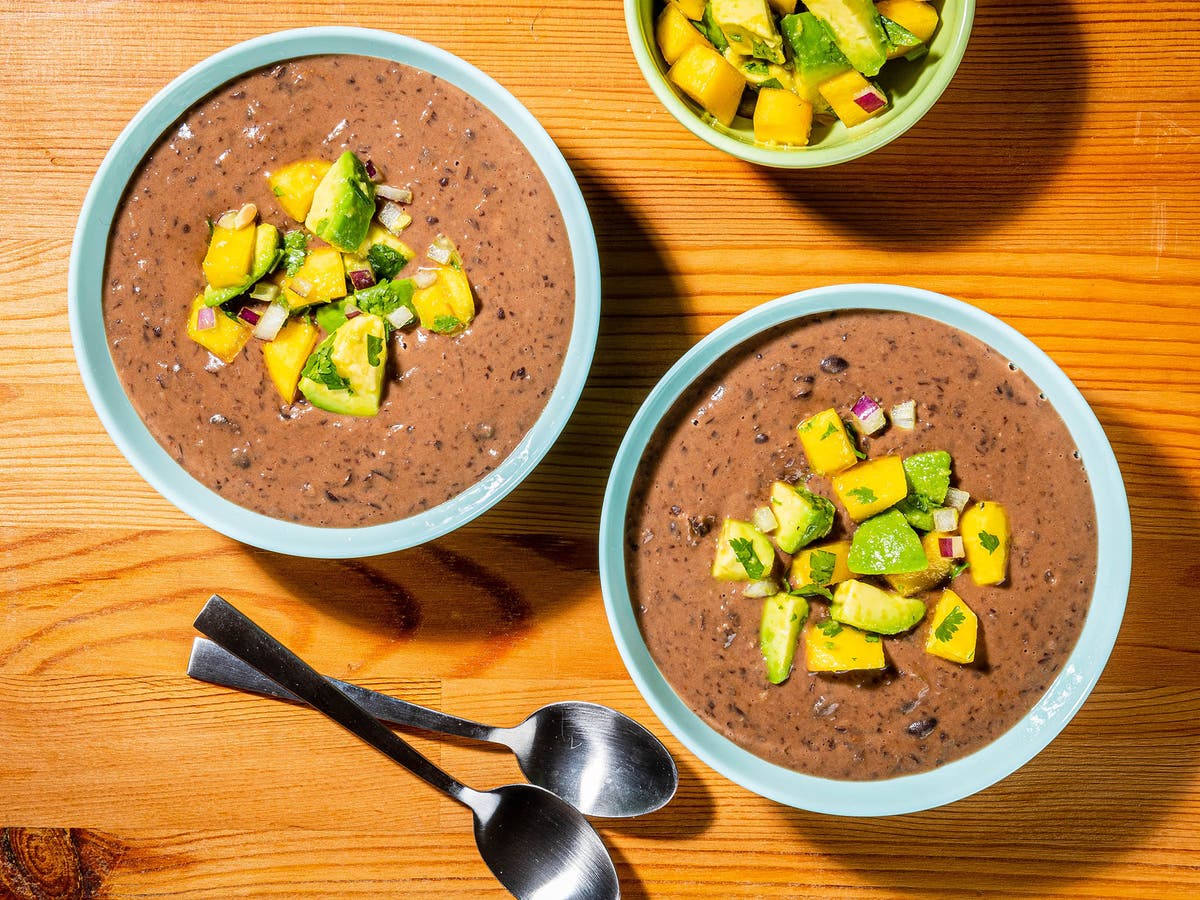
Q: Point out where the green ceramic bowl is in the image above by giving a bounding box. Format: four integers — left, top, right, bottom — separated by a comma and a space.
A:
625, 0, 975, 167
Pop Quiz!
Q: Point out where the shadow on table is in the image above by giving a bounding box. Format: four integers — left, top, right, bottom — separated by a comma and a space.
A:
784, 410, 1200, 892
763, 1, 1088, 250
251, 152, 689, 643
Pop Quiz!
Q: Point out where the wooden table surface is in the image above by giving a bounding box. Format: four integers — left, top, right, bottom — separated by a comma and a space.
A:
2, 0, 1198, 897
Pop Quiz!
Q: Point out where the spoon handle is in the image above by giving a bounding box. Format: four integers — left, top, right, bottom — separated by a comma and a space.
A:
193, 595, 474, 804
187, 637, 494, 742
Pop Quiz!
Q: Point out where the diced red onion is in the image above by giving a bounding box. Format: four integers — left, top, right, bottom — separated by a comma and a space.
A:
348, 268, 376, 291
932, 507, 959, 532
196, 306, 217, 331
752, 506, 778, 534
236, 306, 261, 326
939, 535, 965, 559
851, 394, 886, 435
743, 579, 778, 599
378, 200, 412, 235
344, 300, 361, 319
252, 301, 289, 341
249, 282, 281, 302
413, 267, 439, 289
376, 183, 413, 203
890, 400, 916, 429
853, 87, 887, 113
363, 158, 380, 181
289, 277, 313, 299
386, 306, 414, 329
944, 487, 970, 512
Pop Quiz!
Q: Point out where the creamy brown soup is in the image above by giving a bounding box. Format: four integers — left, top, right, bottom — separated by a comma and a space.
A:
104, 55, 574, 527
625, 310, 1097, 780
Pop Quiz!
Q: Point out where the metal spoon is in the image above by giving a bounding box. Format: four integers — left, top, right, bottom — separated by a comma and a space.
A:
193, 595, 620, 900
187, 637, 678, 818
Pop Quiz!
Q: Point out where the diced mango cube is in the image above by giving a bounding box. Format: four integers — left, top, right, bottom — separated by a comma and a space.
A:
672, 0, 707, 19
268, 159, 333, 223
796, 408, 858, 476
885, 530, 954, 596
818, 69, 889, 127
202, 222, 256, 289
960, 500, 1010, 585
668, 44, 746, 127
412, 266, 475, 334
185, 293, 251, 364
925, 589, 978, 664
753, 88, 813, 146
282, 246, 347, 310
656, 2, 713, 66
876, 0, 939, 43
804, 617, 885, 673
832, 455, 908, 521
788, 540, 853, 591
712, 518, 775, 581
262, 317, 320, 403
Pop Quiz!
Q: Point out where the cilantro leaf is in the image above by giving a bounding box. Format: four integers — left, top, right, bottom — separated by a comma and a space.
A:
820, 421, 838, 440
758, 77, 785, 90
729, 537, 766, 580
432, 314, 463, 334
935, 606, 967, 643
272, 185, 286, 197
807, 549, 837, 586
366, 333, 384, 368
300, 341, 351, 393
817, 619, 843, 637
743, 60, 769, 76
978, 530, 1000, 554
948, 560, 970, 579
353, 278, 415, 319
366, 243, 410, 281
848, 486, 878, 505
791, 583, 832, 601
283, 230, 309, 277
864, 633, 881, 643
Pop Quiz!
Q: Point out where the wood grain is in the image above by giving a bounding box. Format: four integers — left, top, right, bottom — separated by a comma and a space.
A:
1, 0, 1198, 897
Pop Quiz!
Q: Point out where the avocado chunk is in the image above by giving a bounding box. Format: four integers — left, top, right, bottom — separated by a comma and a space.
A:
904, 451, 952, 504
760, 593, 809, 684
780, 12, 851, 107
847, 508, 928, 574
802, 0, 889, 76
712, 518, 775, 581
881, 15, 926, 60
203, 223, 281, 307
711, 0, 785, 63
831, 579, 926, 635
304, 151, 376, 253
769, 481, 835, 554
298, 313, 388, 417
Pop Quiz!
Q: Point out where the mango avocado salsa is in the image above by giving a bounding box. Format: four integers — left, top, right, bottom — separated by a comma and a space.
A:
186, 151, 476, 416
711, 396, 1011, 685
655, 0, 940, 146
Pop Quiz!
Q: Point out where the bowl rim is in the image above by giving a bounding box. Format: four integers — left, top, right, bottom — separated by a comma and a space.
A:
599, 283, 1131, 816
623, 0, 976, 168
68, 26, 601, 558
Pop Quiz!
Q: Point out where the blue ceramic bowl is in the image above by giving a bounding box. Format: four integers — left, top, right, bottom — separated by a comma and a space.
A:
600, 284, 1130, 815
69, 27, 600, 558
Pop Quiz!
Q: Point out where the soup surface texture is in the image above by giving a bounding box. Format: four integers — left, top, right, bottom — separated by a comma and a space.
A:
625, 310, 1097, 780
104, 54, 574, 527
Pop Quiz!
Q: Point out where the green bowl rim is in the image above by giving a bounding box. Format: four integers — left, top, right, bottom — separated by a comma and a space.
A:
624, 0, 976, 167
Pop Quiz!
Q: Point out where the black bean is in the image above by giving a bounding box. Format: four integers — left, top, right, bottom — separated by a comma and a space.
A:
906, 717, 937, 739
754, 433, 769, 444
820, 355, 849, 374
688, 515, 714, 538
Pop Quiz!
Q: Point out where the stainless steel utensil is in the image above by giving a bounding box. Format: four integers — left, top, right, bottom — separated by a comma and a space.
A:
193, 595, 620, 900
187, 636, 677, 818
